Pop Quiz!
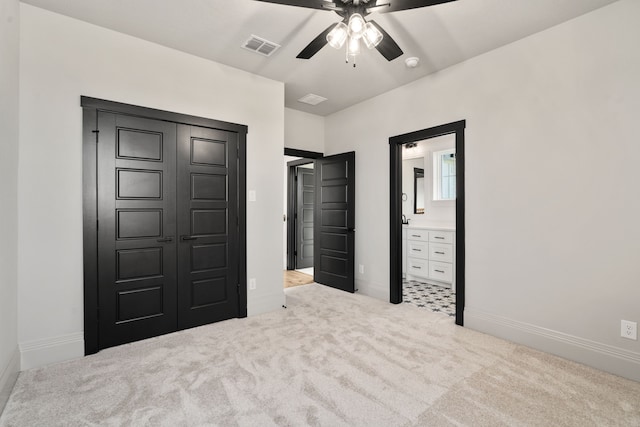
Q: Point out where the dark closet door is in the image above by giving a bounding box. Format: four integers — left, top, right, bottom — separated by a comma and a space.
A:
176, 125, 239, 329
296, 167, 315, 269
313, 152, 355, 292
97, 112, 178, 349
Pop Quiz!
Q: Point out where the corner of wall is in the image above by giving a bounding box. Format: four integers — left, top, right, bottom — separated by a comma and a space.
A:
0, 346, 20, 414
356, 278, 389, 302
19, 333, 84, 371
248, 292, 286, 317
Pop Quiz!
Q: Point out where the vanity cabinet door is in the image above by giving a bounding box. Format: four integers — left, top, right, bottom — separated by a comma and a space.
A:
407, 229, 429, 241
407, 258, 429, 279
429, 261, 453, 283
429, 230, 453, 244
408, 241, 428, 260
429, 243, 453, 263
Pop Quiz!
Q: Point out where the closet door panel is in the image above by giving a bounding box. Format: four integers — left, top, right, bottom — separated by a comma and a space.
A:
177, 125, 239, 329
97, 112, 178, 350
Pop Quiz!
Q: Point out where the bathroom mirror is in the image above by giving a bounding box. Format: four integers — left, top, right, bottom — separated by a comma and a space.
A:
414, 168, 424, 214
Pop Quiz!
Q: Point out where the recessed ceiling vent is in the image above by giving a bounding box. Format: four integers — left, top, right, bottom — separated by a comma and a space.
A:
242, 35, 281, 57
298, 94, 328, 106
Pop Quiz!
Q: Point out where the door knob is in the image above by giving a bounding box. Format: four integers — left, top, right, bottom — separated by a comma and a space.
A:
181, 235, 198, 241
156, 237, 174, 243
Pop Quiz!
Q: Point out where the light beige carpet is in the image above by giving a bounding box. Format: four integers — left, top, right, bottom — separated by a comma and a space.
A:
1, 284, 639, 426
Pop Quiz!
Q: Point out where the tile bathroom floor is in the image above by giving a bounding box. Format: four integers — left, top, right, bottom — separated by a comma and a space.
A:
402, 279, 455, 318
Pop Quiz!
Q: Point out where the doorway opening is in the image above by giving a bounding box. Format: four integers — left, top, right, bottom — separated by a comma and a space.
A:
282, 148, 357, 293
283, 148, 323, 289
389, 120, 466, 326
401, 136, 456, 318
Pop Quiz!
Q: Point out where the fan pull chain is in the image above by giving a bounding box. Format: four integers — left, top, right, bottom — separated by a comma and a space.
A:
345, 51, 357, 68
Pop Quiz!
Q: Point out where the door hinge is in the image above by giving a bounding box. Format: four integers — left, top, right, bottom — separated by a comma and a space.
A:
96, 219, 99, 231
96, 307, 100, 321
92, 129, 99, 143
294, 250, 297, 256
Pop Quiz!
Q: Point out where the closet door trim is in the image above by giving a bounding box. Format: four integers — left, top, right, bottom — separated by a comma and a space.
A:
82, 96, 247, 355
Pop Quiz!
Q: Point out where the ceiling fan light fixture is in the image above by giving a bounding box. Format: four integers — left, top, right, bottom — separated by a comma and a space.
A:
347, 36, 361, 56
362, 22, 383, 49
326, 22, 348, 49
347, 13, 366, 39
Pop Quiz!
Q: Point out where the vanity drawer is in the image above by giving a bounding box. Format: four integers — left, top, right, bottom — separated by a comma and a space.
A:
429, 230, 453, 244
407, 241, 428, 259
407, 258, 429, 278
429, 243, 453, 263
407, 229, 429, 241
429, 261, 453, 283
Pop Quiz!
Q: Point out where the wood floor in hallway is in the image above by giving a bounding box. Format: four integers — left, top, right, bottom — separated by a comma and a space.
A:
284, 270, 314, 289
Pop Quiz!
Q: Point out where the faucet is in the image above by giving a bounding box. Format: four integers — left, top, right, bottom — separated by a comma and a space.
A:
401, 214, 409, 225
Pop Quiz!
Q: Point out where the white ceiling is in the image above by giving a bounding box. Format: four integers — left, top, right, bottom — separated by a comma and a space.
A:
21, 0, 618, 116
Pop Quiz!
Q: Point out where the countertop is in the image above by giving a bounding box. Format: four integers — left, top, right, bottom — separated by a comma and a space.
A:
402, 224, 456, 232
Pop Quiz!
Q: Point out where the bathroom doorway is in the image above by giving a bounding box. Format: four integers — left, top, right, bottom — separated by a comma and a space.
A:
389, 121, 466, 326
401, 136, 456, 318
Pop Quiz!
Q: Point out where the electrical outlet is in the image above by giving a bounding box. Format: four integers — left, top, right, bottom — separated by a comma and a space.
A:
249, 278, 256, 290
359, 264, 364, 274
621, 320, 637, 340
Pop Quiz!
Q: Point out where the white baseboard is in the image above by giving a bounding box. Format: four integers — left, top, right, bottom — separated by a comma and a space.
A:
249, 292, 286, 317
356, 279, 389, 301
0, 346, 20, 414
465, 308, 640, 383
19, 332, 85, 371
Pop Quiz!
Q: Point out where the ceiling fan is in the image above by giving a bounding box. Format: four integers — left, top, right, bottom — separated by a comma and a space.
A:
254, 0, 456, 64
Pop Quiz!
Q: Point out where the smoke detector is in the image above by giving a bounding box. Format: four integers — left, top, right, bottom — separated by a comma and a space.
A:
405, 57, 420, 68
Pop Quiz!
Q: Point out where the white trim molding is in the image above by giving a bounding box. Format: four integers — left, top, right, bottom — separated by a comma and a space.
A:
19, 332, 84, 371
465, 307, 640, 383
248, 292, 286, 317
0, 346, 20, 413
356, 279, 389, 302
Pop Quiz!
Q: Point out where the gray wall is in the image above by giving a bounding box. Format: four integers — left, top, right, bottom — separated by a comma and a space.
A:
324, 0, 640, 381
0, 0, 20, 411
285, 108, 324, 152
18, 4, 285, 369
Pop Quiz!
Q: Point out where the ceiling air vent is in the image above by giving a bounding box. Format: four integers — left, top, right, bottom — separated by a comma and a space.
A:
298, 94, 328, 106
242, 35, 280, 57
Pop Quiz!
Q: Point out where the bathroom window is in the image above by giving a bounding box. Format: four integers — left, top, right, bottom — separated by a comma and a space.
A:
433, 149, 456, 201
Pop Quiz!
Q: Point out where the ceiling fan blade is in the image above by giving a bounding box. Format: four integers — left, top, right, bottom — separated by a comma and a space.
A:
253, 0, 336, 11
377, 0, 456, 13
368, 20, 403, 61
296, 23, 338, 59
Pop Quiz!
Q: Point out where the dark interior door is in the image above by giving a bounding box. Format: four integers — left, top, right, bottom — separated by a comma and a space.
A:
97, 112, 178, 349
296, 166, 314, 269
313, 152, 355, 292
177, 125, 239, 329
